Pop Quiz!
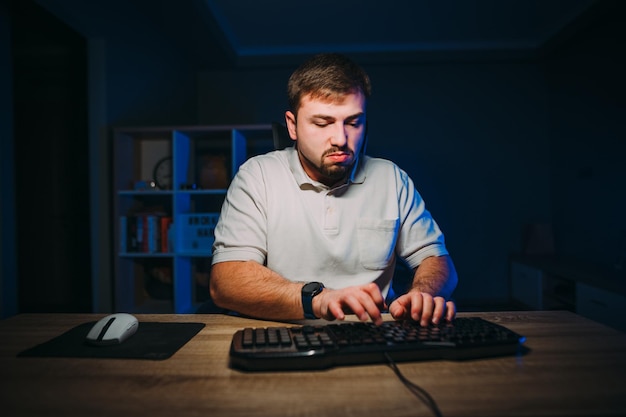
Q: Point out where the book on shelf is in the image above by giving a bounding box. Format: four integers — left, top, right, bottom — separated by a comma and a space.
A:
120, 212, 172, 254
160, 216, 173, 252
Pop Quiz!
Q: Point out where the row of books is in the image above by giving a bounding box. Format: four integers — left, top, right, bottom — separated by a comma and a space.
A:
119, 212, 220, 254
120, 214, 173, 253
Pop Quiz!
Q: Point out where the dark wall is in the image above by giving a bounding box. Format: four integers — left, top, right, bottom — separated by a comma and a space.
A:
36, 0, 200, 127
1, 0, 17, 317
197, 61, 552, 305
196, 4, 626, 305
102, 14, 198, 127
2, 0, 211, 316
105, 66, 197, 127
367, 62, 552, 302
544, 2, 626, 268
12, 0, 91, 312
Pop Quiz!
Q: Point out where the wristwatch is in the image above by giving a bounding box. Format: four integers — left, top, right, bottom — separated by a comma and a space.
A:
301, 282, 324, 319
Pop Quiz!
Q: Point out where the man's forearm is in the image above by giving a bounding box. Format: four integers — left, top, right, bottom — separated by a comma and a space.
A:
410, 255, 458, 299
209, 260, 304, 320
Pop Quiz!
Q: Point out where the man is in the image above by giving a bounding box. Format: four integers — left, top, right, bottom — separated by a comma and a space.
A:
210, 53, 457, 326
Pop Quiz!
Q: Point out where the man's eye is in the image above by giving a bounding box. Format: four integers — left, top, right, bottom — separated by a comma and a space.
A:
314, 122, 329, 127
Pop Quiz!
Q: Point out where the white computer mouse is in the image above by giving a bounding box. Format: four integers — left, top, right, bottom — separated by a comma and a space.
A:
86, 313, 139, 346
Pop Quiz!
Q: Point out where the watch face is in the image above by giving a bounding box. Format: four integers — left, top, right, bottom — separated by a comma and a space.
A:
153, 157, 172, 190
302, 282, 324, 296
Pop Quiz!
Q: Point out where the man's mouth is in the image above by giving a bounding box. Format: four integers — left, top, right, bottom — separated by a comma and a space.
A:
325, 152, 351, 164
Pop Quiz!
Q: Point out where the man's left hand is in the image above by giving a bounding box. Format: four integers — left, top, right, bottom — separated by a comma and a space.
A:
388, 291, 456, 326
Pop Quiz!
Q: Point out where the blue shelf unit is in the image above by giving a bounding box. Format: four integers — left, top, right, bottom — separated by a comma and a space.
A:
113, 125, 273, 313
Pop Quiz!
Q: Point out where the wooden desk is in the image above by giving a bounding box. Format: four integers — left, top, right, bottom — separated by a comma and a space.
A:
1, 311, 625, 417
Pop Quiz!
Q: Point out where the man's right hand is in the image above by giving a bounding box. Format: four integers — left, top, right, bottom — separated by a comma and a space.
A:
313, 282, 387, 325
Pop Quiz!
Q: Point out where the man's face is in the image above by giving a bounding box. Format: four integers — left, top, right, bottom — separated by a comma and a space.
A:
285, 91, 367, 187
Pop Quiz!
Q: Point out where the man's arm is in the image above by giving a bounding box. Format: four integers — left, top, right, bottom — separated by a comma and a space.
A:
210, 260, 387, 324
210, 260, 303, 320
409, 254, 457, 298
388, 255, 458, 325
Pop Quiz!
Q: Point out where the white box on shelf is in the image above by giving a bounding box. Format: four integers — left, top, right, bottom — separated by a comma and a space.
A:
176, 213, 220, 254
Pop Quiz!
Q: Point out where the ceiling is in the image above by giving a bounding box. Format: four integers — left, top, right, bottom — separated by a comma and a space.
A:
201, 0, 599, 66
37, 0, 603, 69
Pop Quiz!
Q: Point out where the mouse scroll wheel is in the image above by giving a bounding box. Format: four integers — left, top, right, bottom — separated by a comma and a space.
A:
98, 317, 116, 341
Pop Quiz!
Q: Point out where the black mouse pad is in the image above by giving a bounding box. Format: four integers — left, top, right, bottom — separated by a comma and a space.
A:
17, 321, 205, 360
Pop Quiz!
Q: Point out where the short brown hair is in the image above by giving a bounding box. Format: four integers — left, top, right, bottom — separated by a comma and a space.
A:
287, 53, 372, 115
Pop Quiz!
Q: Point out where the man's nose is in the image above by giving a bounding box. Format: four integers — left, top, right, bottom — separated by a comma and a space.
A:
330, 123, 348, 147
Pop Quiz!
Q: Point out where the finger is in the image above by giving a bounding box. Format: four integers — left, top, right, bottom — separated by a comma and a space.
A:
431, 297, 446, 325
327, 300, 346, 321
388, 299, 406, 320
339, 287, 383, 324
354, 293, 384, 325
363, 283, 387, 311
419, 293, 434, 327
362, 299, 384, 326
409, 291, 423, 323
360, 289, 385, 325
343, 295, 370, 322
445, 300, 457, 322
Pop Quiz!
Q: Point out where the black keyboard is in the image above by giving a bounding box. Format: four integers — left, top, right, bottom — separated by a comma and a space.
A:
229, 317, 526, 371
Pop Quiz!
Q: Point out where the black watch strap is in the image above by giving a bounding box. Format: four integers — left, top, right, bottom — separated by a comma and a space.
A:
301, 282, 324, 319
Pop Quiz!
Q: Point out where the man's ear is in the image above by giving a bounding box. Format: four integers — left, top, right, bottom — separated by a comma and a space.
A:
285, 111, 298, 140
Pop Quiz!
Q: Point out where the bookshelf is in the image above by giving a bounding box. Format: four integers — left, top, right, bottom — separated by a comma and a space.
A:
113, 125, 273, 313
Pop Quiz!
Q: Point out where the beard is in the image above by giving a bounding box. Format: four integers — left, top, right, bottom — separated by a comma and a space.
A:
301, 146, 355, 183
320, 162, 350, 181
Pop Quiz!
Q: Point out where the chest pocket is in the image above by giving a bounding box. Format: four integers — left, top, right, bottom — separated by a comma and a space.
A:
357, 218, 399, 270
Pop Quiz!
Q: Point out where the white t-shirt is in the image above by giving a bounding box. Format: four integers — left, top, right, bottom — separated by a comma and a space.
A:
211, 146, 448, 296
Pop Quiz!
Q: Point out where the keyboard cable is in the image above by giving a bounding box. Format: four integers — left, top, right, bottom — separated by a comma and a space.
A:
384, 352, 443, 417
